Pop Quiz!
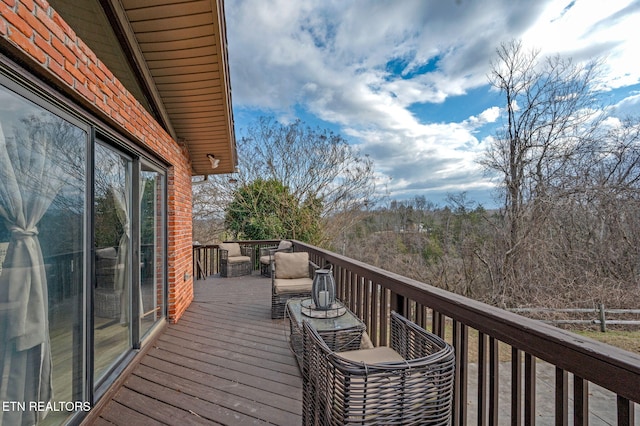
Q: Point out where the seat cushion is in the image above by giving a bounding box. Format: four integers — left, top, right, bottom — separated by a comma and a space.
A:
337, 346, 405, 364
274, 251, 309, 279
277, 240, 293, 250
259, 255, 271, 265
227, 255, 251, 264
219, 242, 241, 257
274, 277, 313, 294
96, 247, 117, 259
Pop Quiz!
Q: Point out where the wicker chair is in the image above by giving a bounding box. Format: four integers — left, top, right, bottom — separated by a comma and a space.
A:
94, 247, 121, 318
259, 240, 292, 277
271, 251, 317, 319
219, 242, 252, 277
302, 311, 455, 425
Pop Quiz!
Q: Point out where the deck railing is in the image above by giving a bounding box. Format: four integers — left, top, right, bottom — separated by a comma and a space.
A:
293, 240, 639, 426
192, 244, 220, 279
192, 240, 280, 279
193, 239, 639, 424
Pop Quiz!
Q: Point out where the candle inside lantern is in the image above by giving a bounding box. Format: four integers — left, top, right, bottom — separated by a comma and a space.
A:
318, 290, 329, 308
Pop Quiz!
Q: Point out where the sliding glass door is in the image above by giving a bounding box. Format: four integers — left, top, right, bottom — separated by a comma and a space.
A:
93, 143, 132, 383
140, 164, 165, 338
92, 146, 167, 386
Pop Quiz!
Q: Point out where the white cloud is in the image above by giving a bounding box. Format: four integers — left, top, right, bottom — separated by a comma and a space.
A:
465, 107, 501, 129
521, 0, 640, 89
610, 93, 640, 118
226, 0, 640, 206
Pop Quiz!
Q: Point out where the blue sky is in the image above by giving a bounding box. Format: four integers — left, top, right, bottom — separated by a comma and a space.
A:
225, 0, 640, 208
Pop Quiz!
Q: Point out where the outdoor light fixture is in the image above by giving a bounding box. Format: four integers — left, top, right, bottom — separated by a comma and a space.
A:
311, 266, 336, 310
207, 154, 220, 169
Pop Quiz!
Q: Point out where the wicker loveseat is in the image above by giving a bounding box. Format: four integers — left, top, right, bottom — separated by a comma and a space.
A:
219, 242, 252, 277
271, 251, 317, 319
302, 311, 455, 425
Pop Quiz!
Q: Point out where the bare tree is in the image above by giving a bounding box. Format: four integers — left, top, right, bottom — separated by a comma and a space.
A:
480, 39, 604, 292
193, 117, 378, 245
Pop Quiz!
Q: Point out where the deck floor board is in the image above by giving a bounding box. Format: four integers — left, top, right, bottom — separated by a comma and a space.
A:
99, 400, 167, 426
95, 273, 302, 425
157, 337, 300, 379
166, 316, 291, 356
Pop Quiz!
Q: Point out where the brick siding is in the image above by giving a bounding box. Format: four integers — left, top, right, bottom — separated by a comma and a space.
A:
0, 0, 194, 322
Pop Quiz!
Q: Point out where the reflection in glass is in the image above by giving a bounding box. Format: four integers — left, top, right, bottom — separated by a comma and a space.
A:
140, 166, 165, 337
0, 84, 86, 425
93, 144, 131, 383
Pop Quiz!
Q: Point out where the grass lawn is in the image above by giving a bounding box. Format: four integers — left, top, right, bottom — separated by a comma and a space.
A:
573, 329, 640, 355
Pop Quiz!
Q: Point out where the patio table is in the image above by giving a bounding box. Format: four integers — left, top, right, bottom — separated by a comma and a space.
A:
285, 298, 365, 367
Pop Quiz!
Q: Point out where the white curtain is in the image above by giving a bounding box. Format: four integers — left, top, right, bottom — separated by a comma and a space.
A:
111, 163, 145, 323
0, 122, 65, 425
111, 167, 131, 325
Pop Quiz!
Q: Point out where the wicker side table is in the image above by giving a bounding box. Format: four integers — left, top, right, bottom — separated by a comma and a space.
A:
285, 298, 365, 368
220, 259, 252, 277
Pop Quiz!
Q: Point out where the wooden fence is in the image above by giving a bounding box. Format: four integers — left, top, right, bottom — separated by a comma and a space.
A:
510, 305, 640, 332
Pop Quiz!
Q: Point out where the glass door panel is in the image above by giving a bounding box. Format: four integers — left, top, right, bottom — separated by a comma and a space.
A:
0, 82, 87, 425
93, 143, 131, 383
140, 165, 165, 337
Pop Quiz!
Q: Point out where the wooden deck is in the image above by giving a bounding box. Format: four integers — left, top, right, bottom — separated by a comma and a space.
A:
92, 272, 302, 425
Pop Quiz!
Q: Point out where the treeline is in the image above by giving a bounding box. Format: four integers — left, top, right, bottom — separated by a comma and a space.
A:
330, 191, 640, 310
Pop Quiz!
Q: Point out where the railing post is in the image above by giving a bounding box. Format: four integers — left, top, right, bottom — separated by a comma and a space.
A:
390, 293, 405, 317
555, 367, 569, 426
478, 332, 488, 426
489, 337, 499, 426
524, 354, 536, 426
453, 321, 468, 426
574, 376, 589, 426
512, 348, 522, 426
617, 396, 635, 426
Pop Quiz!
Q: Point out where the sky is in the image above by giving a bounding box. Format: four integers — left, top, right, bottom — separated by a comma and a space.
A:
224, 0, 640, 209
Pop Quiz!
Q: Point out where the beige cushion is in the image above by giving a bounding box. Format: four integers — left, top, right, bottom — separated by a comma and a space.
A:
219, 242, 241, 257
96, 247, 117, 259
227, 255, 251, 264
278, 240, 293, 250
274, 277, 313, 294
337, 346, 405, 364
261, 241, 292, 265
360, 332, 374, 349
274, 251, 309, 279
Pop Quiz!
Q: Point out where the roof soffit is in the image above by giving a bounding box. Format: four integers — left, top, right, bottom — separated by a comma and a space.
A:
103, 0, 237, 175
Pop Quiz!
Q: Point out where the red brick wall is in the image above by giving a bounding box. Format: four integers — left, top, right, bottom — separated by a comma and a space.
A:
0, 0, 194, 322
